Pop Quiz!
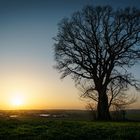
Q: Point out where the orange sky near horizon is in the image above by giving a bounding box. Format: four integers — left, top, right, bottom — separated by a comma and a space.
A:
0, 68, 140, 110
0, 69, 86, 110
0, 69, 139, 110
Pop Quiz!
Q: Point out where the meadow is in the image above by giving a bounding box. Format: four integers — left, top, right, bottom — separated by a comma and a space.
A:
0, 110, 139, 140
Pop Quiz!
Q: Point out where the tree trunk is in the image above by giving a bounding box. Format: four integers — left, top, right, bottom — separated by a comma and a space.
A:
97, 90, 111, 120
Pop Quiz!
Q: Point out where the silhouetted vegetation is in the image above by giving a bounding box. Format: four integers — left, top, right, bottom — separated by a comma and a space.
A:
54, 5, 140, 120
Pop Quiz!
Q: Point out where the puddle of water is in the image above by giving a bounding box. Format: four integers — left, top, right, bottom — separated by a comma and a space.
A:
39, 114, 50, 117
10, 115, 18, 118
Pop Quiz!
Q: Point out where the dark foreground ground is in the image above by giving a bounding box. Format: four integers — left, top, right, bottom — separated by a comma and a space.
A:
0, 110, 139, 140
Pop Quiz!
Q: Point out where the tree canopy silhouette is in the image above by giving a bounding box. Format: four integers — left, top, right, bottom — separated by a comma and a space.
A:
54, 5, 140, 120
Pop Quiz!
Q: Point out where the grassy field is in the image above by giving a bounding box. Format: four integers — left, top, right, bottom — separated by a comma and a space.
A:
0, 110, 139, 140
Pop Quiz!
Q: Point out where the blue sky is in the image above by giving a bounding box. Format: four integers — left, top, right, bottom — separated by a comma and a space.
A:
0, 0, 140, 109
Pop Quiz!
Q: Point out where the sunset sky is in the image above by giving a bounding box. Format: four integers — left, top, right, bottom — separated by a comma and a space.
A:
0, 0, 140, 110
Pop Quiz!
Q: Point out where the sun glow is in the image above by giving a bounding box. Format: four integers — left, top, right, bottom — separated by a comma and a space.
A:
10, 94, 24, 107
11, 96, 23, 106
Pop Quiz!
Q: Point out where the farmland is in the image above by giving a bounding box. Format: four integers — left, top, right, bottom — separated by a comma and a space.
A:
0, 110, 139, 140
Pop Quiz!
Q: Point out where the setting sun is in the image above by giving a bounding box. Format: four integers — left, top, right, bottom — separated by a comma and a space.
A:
11, 96, 23, 106
10, 94, 24, 107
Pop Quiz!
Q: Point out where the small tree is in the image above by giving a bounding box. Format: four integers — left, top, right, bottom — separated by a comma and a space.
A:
85, 102, 97, 120
54, 5, 140, 120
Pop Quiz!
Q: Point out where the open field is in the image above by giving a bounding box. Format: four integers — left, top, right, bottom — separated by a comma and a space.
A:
0, 118, 139, 140
0, 110, 139, 139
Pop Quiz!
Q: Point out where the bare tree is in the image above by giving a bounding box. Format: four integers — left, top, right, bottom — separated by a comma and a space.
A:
54, 5, 140, 120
